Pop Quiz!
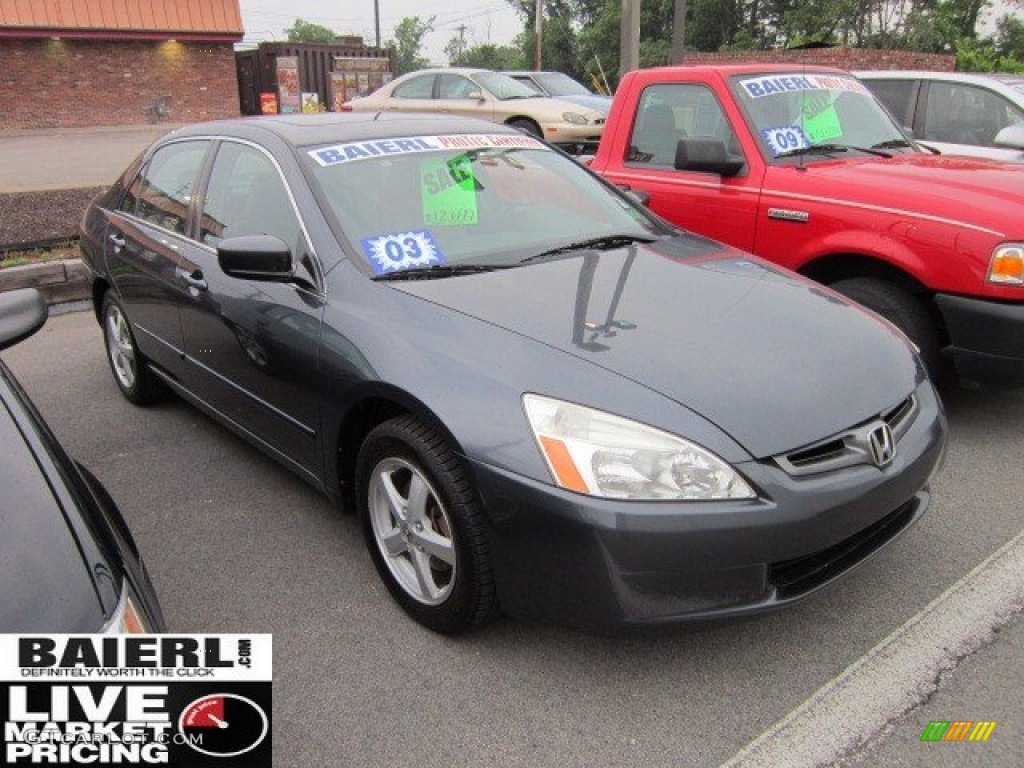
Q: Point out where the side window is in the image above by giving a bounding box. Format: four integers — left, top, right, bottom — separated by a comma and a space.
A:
393, 75, 434, 100
923, 82, 1023, 146
200, 142, 302, 255
122, 141, 208, 235
865, 79, 917, 129
438, 75, 478, 99
627, 84, 739, 167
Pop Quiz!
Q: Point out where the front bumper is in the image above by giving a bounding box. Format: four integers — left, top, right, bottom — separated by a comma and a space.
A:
470, 381, 946, 629
542, 122, 603, 148
935, 293, 1024, 388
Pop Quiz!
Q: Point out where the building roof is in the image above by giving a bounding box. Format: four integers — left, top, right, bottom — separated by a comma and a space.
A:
0, 0, 244, 41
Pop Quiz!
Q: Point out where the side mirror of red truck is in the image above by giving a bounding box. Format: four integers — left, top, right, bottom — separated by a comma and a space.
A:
675, 138, 745, 177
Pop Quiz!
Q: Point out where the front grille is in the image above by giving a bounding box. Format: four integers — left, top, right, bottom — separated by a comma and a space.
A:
769, 499, 919, 599
786, 438, 846, 469
774, 394, 917, 476
884, 395, 915, 433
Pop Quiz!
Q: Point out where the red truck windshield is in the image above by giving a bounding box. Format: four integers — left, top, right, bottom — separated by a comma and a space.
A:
729, 72, 913, 161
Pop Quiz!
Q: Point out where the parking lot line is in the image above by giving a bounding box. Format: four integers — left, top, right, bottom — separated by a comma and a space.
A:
719, 528, 1024, 768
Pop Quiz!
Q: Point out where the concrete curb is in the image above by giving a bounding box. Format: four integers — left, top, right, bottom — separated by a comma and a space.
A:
0, 258, 90, 308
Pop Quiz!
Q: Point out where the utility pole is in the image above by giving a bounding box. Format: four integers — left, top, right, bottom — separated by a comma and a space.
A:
670, 0, 687, 64
620, 0, 639, 78
534, 0, 543, 70
374, 0, 381, 48
455, 23, 468, 60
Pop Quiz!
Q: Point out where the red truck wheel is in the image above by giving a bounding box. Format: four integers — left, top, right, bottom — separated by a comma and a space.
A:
832, 278, 942, 379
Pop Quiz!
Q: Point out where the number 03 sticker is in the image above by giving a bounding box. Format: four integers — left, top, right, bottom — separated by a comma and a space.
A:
361, 230, 446, 275
761, 124, 811, 156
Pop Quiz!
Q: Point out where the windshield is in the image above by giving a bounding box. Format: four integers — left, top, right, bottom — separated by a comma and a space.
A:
306, 134, 658, 276
474, 72, 539, 100
731, 73, 913, 161
535, 73, 592, 97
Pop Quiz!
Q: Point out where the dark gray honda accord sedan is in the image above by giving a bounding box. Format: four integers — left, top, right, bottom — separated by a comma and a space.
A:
79, 113, 946, 633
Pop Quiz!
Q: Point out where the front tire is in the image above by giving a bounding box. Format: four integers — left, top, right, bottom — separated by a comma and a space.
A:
101, 293, 162, 405
507, 118, 542, 138
831, 277, 942, 377
356, 416, 497, 634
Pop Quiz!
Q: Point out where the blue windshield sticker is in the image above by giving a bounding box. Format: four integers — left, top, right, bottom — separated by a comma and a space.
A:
361, 230, 446, 274
310, 134, 545, 166
761, 124, 811, 156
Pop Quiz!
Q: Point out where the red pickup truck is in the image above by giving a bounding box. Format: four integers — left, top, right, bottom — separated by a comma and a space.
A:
590, 64, 1024, 388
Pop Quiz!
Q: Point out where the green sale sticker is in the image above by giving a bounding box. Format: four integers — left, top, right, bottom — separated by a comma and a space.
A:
421, 154, 478, 226
802, 102, 842, 143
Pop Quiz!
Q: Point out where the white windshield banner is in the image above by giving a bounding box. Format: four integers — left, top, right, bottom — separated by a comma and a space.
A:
739, 74, 869, 100
309, 133, 546, 166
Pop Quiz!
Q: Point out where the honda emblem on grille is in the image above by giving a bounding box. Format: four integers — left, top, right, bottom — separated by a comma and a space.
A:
868, 423, 896, 468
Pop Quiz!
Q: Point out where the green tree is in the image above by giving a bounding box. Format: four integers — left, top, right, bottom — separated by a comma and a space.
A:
995, 13, 1024, 62
285, 18, 338, 44
687, 0, 740, 51
446, 41, 525, 69
390, 16, 435, 75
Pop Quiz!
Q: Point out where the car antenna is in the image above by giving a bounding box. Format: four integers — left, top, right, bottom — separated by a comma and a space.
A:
800, 56, 807, 171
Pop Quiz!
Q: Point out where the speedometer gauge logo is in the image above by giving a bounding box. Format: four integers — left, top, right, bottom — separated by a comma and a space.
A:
178, 693, 269, 758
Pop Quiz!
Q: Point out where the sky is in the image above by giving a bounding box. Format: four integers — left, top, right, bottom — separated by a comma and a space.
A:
238, 0, 526, 63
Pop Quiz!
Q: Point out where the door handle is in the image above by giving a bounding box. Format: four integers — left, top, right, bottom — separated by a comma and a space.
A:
177, 267, 208, 292
108, 232, 125, 250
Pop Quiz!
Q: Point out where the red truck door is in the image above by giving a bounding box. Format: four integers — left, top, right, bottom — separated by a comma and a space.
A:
597, 81, 764, 251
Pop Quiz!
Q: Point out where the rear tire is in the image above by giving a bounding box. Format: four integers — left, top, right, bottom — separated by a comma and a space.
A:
356, 416, 497, 634
101, 293, 162, 405
831, 277, 942, 377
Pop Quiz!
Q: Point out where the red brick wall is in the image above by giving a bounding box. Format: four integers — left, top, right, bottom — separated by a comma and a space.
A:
0, 39, 240, 132
679, 47, 956, 71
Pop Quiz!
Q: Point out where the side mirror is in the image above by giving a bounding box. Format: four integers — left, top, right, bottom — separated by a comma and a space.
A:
675, 137, 744, 177
994, 124, 1024, 150
218, 235, 294, 282
0, 288, 47, 351
467, 91, 485, 101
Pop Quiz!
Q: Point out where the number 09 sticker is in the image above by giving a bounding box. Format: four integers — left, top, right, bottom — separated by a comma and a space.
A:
361, 230, 445, 275
761, 124, 811, 156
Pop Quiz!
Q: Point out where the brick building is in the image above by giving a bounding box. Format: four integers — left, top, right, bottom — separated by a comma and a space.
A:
679, 47, 956, 71
0, 0, 244, 132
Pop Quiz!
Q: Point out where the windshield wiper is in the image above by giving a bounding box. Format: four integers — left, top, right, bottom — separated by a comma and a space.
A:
372, 264, 512, 281
871, 138, 916, 150
520, 234, 657, 265
777, 143, 894, 159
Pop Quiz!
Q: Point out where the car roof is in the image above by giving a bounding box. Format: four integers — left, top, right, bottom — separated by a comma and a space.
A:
168, 112, 523, 149
855, 70, 1024, 88
638, 63, 850, 78
396, 67, 490, 77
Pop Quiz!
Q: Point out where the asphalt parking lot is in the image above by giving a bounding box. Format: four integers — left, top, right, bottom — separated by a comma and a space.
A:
5, 310, 1023, 768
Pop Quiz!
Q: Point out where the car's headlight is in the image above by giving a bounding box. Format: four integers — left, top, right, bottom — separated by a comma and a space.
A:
523, 394, 755, 501
563, 112, 588, 125
988, 243, 1024, 285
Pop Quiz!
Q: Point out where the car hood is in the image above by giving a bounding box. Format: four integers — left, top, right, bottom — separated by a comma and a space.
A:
556, 93, 613, 114
0, 384, 108, 631
390, 237, 920, 458
509, 96, 606, 122
769, 153, 1024, 237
